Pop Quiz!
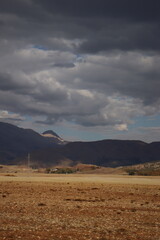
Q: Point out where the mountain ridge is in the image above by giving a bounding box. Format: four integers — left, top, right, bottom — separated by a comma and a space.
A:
30, 139, 160, 168
42, 130, 60, 138
42, 130, 66, 145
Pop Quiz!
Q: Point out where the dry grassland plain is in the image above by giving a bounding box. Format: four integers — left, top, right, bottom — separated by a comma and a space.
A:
0, 174, 160, 240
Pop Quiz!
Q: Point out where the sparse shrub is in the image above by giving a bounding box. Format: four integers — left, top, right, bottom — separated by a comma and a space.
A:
46, 168, 51, 173
46, 167, 77, 174
56, 168, 76, 174
126, 169, 136, 175
137, 168, 160, 176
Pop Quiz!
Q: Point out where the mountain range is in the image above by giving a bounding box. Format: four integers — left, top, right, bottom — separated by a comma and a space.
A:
0, 121, 160, 167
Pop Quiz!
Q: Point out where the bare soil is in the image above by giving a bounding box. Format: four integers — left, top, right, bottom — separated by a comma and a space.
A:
0, 174, 160, 240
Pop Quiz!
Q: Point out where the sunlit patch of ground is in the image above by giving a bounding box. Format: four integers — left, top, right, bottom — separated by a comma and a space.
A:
0, 174, 160, 240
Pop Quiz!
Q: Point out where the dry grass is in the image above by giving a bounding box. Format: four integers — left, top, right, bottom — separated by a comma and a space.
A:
0, 173, 160, 240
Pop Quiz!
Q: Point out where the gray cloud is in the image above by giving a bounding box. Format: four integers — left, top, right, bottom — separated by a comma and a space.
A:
0, 0, 159, 133
53, 63, 75, 68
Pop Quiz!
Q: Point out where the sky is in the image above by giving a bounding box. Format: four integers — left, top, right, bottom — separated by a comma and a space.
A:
0, 0, 160, 142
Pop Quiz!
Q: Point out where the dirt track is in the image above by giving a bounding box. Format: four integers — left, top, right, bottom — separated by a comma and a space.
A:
0, 174, 160, 240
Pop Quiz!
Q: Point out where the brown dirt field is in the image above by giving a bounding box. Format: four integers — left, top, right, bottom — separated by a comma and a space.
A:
0, 174, 160, 240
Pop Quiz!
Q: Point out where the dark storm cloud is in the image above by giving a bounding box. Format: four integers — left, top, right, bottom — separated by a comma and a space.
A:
33, 0, 160, 21
0, 0, 160, 52
32, 0, 160, 53
0, 0, 47, 21
1, 0, 160, 20
79, 23, 160, 53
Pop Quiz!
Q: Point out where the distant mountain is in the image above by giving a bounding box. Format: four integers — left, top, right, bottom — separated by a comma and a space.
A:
30, 139, 160, 168
42, 130, 67, 145
0, 121, 160, 167
0, 122, 59, 164
43, 130, 59, 137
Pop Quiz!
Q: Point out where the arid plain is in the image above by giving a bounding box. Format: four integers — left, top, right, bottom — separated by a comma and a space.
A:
0, 173, 160, 240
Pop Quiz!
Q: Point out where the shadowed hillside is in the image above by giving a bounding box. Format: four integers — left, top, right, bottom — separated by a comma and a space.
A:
0, 122, 58, 164
30, 139, 160, 167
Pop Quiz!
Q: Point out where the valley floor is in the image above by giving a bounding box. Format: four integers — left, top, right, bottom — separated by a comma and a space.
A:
0, 174, 160, 240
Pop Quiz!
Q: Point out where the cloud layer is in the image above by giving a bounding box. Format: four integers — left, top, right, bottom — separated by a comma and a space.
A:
0, 0, 160, 140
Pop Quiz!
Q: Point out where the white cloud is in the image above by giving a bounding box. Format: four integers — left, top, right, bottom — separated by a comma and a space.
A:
114, 124, 128, 131
0, 110, 24, 121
